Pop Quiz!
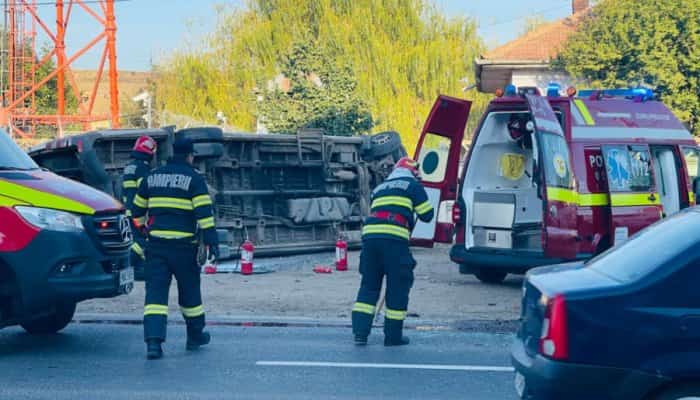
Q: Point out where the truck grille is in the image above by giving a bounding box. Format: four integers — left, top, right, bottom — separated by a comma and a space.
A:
84, 213, 133, 255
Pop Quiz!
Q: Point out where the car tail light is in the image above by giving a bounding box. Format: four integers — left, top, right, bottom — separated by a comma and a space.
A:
539, 294, 568, 360
452, 202, 462, 224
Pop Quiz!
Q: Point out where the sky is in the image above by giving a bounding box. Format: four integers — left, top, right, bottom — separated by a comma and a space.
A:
32, 0, 573, 71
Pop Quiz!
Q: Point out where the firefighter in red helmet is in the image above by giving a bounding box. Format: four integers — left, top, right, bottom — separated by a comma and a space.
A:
351, 156, 434, 346
123, 135, 157, 280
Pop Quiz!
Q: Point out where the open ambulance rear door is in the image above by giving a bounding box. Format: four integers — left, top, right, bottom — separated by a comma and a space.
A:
524, 93, 579, 259
411, 95, 471, 247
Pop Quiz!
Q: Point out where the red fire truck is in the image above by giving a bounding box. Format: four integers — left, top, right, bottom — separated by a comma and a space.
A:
410, 85, 699, 283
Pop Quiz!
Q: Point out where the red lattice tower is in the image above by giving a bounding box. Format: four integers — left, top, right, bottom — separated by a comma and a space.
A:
1, 0, 120, 138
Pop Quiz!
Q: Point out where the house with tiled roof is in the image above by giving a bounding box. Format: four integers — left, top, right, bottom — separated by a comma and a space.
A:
474, 0, 591, 94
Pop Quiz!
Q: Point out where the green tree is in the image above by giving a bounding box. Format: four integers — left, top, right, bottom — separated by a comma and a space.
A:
257, 40, 373, 136
555, 0, 700, 135
155, 0, 490, 151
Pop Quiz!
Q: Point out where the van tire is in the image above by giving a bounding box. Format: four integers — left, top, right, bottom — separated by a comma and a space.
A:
365, 131, 402, 160
193, 142, 224, 158
474, 270, 508, 284
177, 127, 224, 142
20, 302, 76, 334
653, 382, 700, 400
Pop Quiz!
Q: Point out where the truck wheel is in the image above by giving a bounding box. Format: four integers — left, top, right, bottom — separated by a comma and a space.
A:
177, 127, 224, 142
20, 302, 76, 334
193, 142, 224, 158
474, 270, 508, 284
653, 382, 700, 400
365, 131, 403, 160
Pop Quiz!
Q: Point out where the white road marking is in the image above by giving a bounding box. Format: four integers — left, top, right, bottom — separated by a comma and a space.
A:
256, 361, 515, 372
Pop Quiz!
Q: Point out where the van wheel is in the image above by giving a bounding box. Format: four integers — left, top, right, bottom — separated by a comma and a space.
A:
653, 382, 700, 400
365, 131, 402, 160
474, 270, 508, 284
20, 302, 76, 334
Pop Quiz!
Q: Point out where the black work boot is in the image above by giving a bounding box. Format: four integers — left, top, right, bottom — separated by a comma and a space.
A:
352, 311, 374, 345
354, 335, 368, 346
186, 330, 211, 351
146, 339, 163, 360
384, 318, 410, 347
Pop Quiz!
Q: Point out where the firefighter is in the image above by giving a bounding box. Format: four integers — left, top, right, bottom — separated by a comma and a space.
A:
351, 157, 434, 346
122, 135, 157, 280
132, 137, 219, 360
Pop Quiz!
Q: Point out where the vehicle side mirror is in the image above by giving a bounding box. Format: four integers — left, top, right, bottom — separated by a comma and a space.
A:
532, 160, 543, 199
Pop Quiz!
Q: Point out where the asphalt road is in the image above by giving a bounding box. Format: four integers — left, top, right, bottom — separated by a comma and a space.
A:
0, 322, 519, 400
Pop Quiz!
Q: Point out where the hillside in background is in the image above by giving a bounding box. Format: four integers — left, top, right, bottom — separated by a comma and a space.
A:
72, 69, 153, 129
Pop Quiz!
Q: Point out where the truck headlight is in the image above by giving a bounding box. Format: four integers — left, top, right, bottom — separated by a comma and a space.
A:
15, 206, 84, 232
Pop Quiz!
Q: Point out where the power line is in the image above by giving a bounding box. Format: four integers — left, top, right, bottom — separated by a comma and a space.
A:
3, 0, 132, 7
478, 5, 570, 31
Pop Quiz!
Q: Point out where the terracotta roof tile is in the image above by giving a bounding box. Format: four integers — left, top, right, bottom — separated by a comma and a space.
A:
482, 11, 588, 62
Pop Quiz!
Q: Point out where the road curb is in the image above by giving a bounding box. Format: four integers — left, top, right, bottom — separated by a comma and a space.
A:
73, 313, 518, 333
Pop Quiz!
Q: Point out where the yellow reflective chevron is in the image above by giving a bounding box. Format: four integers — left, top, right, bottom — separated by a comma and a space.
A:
610, 193, 661, 207
133, 194, 148, 208
144, 304, 169, 316
352, 302, 376, 315
148, 197, 193, 210
0, 179, 94, 215
181, 305, 204, 318
574, 99, 595, 126
414, 200, 433, 214
362, 224, 410, 240
547, 187, 578, 204
385, 308, 407, 321
131, 242, 145, 259
122, 180, 137, 189
149, 230, 194, 239
198, 216, 215, 229
192, 194, 213, 208
690, 192, 696, 204
371, 196, 412, 210
578, 193, 609, 207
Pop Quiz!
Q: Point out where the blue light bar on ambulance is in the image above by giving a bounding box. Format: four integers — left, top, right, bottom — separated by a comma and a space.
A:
577, 88, 655, 101
546, 82, 561, 97
504, 84, 517, 96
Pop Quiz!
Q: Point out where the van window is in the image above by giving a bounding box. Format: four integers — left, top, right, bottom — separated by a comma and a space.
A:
603, 145, 653, 192
417, 133, 450, 183
540, 133, 572, 189
683, 147, 699, 180
0, 131, 39, 170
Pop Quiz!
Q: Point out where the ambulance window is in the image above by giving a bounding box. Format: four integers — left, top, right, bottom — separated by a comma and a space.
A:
417, 133, 450, 183
683, 147, 699, 179
540, 133, 572, 189
603, 145, 653, 192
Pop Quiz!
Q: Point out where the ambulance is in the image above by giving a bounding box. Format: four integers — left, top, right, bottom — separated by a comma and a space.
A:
410, 85, 699, 284
0, 130, 133, 334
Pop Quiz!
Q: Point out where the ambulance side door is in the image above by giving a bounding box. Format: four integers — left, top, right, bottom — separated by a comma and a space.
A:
524, 93, 579, 260
601, 144, 662, 246
411, 95, 471, 247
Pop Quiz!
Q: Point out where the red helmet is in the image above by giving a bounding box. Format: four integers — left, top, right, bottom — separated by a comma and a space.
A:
133, 135, 157, 156
395, 157, 420, 178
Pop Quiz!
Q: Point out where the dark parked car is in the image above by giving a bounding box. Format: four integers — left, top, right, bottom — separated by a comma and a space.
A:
512, 207, 700, 400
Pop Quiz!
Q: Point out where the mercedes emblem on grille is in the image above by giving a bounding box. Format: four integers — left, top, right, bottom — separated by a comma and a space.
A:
119, 216, 132, 243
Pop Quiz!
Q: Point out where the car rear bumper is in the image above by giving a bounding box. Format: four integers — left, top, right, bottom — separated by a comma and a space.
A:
450, 244, 589, 274
1, 229, 132, 314
510, 338, 668, 400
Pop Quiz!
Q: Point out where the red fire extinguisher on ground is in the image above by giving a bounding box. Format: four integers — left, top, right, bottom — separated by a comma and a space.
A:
335, 235, 348, 271
240, 240, 254, 275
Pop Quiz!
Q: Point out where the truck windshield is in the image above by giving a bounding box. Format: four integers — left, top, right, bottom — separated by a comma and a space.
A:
587, 210, 698, 282
0, 131, 40, 170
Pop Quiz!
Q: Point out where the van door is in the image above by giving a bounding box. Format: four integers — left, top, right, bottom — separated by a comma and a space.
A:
411, 95, 471, 247
601, 144, 661, 246
524, 94, 578, 260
